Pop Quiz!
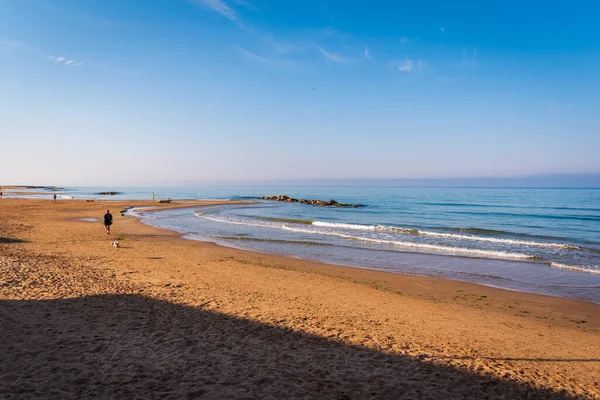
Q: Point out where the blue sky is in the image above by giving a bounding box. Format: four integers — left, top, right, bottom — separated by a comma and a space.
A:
1, 0, 599, 185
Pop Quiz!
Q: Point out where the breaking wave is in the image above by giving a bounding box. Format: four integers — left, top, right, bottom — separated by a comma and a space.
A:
311, 221, 577, 249
549, 263, 600, 275
281, 225, 537, 260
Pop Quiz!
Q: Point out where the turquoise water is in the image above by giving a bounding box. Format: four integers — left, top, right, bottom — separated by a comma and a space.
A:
11, 186, 600, 302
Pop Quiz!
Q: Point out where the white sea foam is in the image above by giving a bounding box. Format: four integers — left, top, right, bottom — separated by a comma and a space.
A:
196, 212, 274, 229
195, 213, 557, 260
549, 263, 600, 275
312, 221, 376, 231
127, 207, 156, 218
283, 225, 536, 260
312, 221, 417, 234
417, 230, 577, 249
312, 221, 576, 249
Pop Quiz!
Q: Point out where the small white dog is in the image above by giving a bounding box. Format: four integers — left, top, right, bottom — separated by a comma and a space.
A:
112, 241, 120, 248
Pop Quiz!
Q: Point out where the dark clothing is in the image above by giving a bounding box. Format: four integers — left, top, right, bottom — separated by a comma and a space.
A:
104, 213, 113, 226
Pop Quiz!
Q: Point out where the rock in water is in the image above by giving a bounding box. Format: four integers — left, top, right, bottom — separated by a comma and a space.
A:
260, 195, 364, 208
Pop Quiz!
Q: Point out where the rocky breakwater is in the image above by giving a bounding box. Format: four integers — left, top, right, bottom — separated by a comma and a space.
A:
260, 195, 364, 208
95, 191, 122, 196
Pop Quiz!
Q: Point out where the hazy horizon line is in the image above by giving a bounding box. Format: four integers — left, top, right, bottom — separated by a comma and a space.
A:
5, 173, 600, 189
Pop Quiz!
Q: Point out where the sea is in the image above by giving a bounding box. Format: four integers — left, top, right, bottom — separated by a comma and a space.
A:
6, 185, 600, 303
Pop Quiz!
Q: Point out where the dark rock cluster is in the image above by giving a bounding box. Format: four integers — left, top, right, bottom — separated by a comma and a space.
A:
260, 195, 364, 208
26, 186, 62, 191
95, 191, 122, 196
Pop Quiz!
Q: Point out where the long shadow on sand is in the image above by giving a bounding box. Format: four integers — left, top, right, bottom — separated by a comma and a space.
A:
428, 356, 600, 363
0, 237, 28, 244
0, 295, 580, 399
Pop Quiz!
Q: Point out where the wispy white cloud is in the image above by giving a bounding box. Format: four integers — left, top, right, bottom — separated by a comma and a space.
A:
391, 58, 428, 73
237, 47, 276, 65
316, 45, 344, 63
48, 56, 83, 66
440, 27, 445, 34
232, 0, 257, 12
236, 47, 295, 70
262, 34, 296, 55
364, 46, 371, 60
192, 0, 237, 21
461, 48, 478, 68
191, 0, 253, 31
0, 38, 21, 51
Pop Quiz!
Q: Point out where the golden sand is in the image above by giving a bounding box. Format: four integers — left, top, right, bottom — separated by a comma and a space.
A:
1, 198, 598, 398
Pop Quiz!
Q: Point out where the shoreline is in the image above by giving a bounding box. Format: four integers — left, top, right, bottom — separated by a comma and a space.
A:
4, 197, 599, 325
1, 198, 599, 397
183, 235, 600, 305
136, 201, 600, 307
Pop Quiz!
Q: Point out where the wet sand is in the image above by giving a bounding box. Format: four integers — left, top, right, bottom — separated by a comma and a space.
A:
1, 198, 599, 399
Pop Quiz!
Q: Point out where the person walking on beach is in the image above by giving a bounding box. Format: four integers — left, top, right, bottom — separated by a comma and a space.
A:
103, 209, 113, 234
53, 193, 57, 201
152, 192, 155, 200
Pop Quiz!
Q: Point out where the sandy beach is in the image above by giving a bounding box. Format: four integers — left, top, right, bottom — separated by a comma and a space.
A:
1, 198, 599, 399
